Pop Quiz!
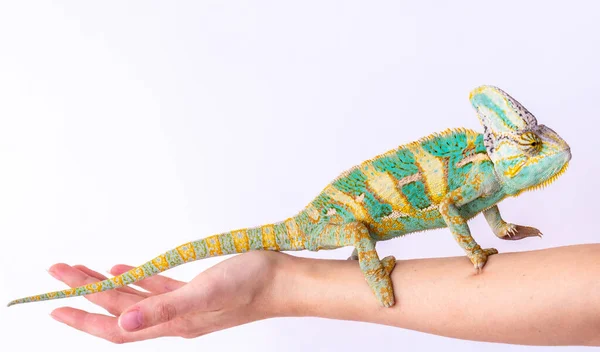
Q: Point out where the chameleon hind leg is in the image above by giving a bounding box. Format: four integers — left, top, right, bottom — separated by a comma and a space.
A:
484, 205, 543, 240
315, 222, 396, 307
347, 248, 395, 277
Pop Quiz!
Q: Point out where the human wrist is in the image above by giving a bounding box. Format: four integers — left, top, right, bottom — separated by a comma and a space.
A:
260, 252, 305, 318
264, 253, 373, 321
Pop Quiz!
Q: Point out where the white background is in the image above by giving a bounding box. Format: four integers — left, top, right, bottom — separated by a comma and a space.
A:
0, 1, 598, 351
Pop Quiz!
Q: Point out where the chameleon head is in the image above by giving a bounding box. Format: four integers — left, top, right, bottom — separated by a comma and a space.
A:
469, 85, 571, 195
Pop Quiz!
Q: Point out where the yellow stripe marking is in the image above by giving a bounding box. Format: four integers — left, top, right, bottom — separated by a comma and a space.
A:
110, 275, 124, 287
205, 235, 223, 256
360, 164, 416, 216
284, 218, 305, 250
128, 267, 146, 280
261, 225, 279, 250
504, 159, 527, 177
232, 229, 250, 253
323, 184, 370, 221
406, 143, 447, 203
466, 131, 478, 148
176, 242, 197, 262
151, 254, 170, 271
84, 283, 103, 293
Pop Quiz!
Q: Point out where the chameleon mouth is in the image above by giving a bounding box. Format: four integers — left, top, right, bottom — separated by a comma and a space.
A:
546, 161, 569, 186
522, 160, 570, 194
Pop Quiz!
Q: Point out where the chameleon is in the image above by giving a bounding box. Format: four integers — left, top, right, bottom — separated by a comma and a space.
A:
7, 85, 571, 308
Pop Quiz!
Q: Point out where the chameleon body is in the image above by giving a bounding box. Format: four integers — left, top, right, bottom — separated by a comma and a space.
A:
7, 85, 571, 308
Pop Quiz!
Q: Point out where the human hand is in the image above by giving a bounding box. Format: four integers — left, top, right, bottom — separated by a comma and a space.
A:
49, 251, 286, 343
45, 244, 600, 346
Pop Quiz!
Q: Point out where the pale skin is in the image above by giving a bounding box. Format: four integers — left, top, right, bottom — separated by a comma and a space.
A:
48, 244, 600, 346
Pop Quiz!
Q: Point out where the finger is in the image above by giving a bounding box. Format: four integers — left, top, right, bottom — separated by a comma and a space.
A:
73, 265, 150, 298
109, 264, 186, 294
48, 263, 143, 316
117, 285, 203, 332
50, 307, 172, 344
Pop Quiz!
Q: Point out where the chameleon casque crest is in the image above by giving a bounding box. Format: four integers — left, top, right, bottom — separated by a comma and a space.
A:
8, 85, 571, 308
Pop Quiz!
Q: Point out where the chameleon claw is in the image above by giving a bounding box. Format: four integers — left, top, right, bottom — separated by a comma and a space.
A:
469, 247, 497, 273
503, 224, 518, 238
499, 224, 543, 241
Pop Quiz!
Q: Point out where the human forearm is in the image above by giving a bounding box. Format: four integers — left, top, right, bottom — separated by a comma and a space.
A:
272, 244, 600, 346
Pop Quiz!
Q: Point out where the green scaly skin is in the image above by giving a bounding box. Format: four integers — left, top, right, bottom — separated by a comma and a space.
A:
7, 85, 571, 308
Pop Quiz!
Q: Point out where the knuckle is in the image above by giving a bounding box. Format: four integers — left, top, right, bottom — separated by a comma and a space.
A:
154, 302, 177, 323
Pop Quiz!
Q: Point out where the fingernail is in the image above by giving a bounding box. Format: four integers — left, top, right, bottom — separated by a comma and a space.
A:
47, 269, 60, 280
50, 312, 63, 323
119, 310, 142, 331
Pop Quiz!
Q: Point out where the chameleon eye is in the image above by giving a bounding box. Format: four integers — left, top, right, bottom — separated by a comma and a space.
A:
519, 132, 542, 153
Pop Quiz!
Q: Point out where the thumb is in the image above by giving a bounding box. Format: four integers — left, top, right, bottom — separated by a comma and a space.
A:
118, 287, 194, 332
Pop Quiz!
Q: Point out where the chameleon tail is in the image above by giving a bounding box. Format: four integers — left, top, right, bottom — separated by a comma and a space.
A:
7, 217, 307, 307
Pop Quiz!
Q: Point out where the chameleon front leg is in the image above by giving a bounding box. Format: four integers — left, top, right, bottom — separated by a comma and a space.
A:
439, 183, 498, 271
483, 205, 543, 240
313, 222, 396, 307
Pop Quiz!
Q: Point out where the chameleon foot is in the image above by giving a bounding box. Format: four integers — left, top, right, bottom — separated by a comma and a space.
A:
349, 251, 395, 304
349, 250, 395, 277
468, 247, 498, 272
381, 255, 396, 276
498, 224, 542, 241
371, 271, 395, 308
